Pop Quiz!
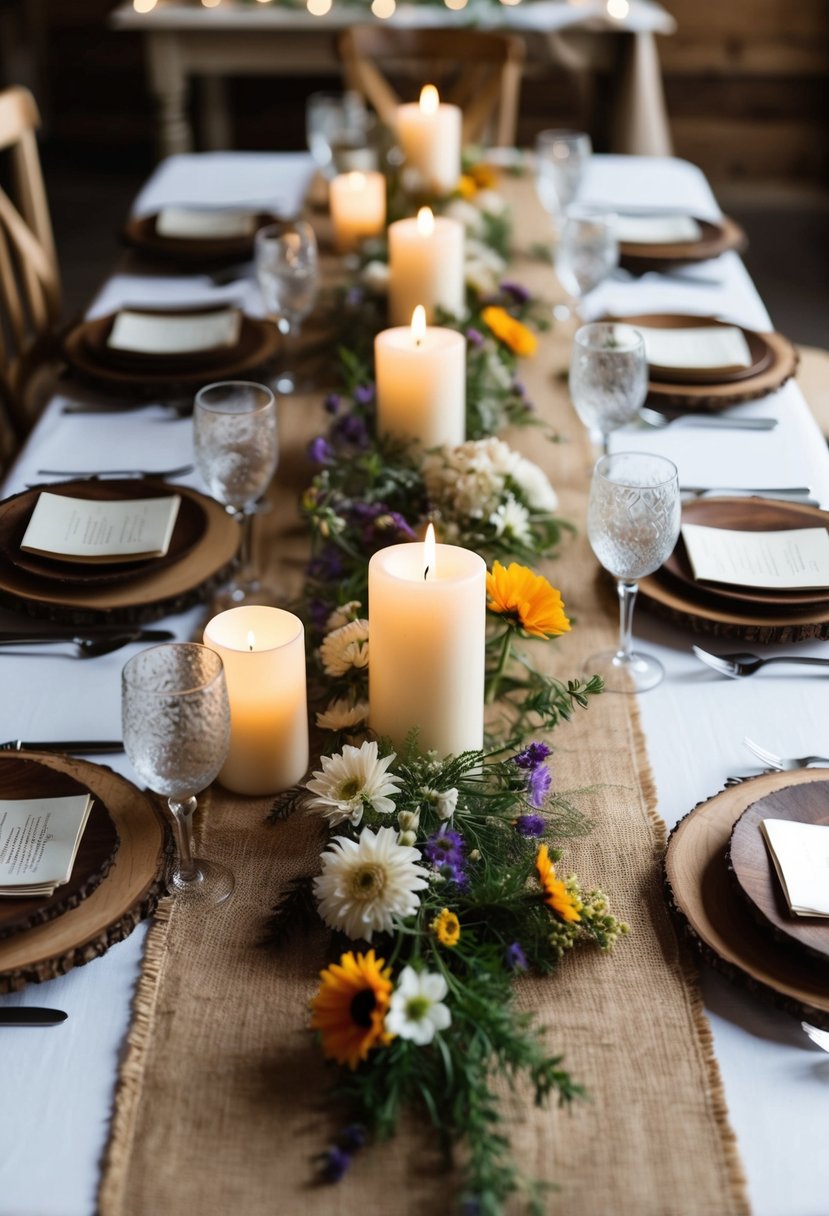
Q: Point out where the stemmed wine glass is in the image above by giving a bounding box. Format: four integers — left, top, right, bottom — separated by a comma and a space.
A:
586, 452, 680, 694
534, 129, 592, 222
193, 380, 278, 608
255, 220, 319, 394
554, 206, 618, 321
570, 323, 649, 455
122, 643, 233, 906
306, 91, 374, 179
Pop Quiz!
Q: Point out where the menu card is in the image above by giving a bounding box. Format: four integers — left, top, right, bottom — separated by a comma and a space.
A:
681, 524, 829, 590
635, 325, 752, 372
107, 308, 241, 356
156, 206, 257, 240
760, 818, 829, 917
0, 794, 93, 898
615, 214, 703, 245
21, 492, 181, 564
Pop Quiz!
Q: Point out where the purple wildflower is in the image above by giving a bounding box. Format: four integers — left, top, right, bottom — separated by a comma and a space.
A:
511, 380, 527, 400
465, 326, 485, 348
307, 436, 334, 466
513, 742, 552, 770
340, 1125, 367, 1152
308, 597, 331, 631
353, 383, 376, 408
374, 509, 416, 540
345, 286, 364, 308
423, 827, 468, 887
527, 765, 552, 809
332, 413, 370, 448
319, 1146, 352, 1183
500, 279, 531, 304
504, 942, 528, 972
323, 393, 342, 415
515, 813, 545, 838
307, 546, 345, 581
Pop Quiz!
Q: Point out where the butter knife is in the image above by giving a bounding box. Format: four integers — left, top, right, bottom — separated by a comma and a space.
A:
0, 1007, 68, 1026
0, 740, 124, 754
0, 629, 175, 646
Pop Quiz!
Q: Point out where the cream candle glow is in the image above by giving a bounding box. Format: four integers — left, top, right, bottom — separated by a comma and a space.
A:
368, 526, 486, 755
396, 84, 461, 195
203, 606, 308, 795
388, 206, 464, 326
329, 170, 386, 253
375, 305, 466, 448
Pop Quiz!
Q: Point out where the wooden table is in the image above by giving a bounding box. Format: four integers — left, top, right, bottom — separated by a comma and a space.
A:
110, 0, 675, 159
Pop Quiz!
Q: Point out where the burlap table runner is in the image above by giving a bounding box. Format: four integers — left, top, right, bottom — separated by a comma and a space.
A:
99, 178, 750, 1216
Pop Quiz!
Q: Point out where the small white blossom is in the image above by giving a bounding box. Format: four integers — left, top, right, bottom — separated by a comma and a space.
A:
398, 830, 417, 847
435, 788, 458, 820
385, 966, 451, 1045
361, 259, 390, 295
473, 188, 507, 216
511, 455, 559, 513
444, 198, 485, 235
325, 600, 363, 633
464, 258, 499, 297
306, 740, 400, 826
398, 810, 420, 832
319, 618, 369, 677
465, 238, 506, 274
313, 826, 429, 941
315, 698, 369, 733
490, 496, 532, 544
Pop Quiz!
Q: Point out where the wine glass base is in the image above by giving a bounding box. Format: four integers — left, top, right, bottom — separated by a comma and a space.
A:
169, 858, 235, 907
584, 648, 665, 694
210, 578, 280, 610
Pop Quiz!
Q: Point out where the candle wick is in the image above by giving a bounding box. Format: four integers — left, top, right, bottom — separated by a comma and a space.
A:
249, 643, 254, 652
423, 565, 430, 581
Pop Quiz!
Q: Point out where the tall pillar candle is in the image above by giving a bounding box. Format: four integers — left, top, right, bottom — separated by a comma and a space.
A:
388, 207, 464, 326
397, 84, 461, 195
368, 530, 485, 755
375, 305, 466, 448
203, 606, 308, 795
329, 170, 386, 253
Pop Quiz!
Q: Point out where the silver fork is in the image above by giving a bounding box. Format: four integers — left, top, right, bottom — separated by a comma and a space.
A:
35, 464, 194, 480
693, 646, 829, 679
743, 737, 829, 770
640, 407, 777, 432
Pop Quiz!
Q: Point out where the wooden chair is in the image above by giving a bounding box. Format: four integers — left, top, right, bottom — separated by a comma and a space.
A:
337, 26, 525, 149
0, 84, 61, 452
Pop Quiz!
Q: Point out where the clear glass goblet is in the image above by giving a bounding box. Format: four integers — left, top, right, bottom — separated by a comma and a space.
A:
570, 322, 648, 455
122, 643, 233, 906
193, 380, 278, 608
534, 128, 592, 222
255, 220, 319, 394
554, 206, 618, 321
586, 452, 680, 694
306, 90, 374, 180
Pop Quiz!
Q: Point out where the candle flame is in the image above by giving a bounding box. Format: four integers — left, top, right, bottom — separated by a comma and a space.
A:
247, 630, 256, 652
416, 206, 435, 236
347, 171, 366, 189
423, 523, 436, 581
419, 85, 440, 115
411, 305, 427, 348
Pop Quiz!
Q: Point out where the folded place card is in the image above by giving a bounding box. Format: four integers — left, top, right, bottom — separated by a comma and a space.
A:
635, 324, 753, 372
681, 524, 829, 590
107, 308, 242, 356
760, 818, 829, 917
156, 206, 257, 240
0, 794, 93, 898
21, 492, 181, 564
615, 214, 703, 245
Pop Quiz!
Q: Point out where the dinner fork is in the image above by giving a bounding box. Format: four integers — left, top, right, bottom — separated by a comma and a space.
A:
742, 737, 829, 770
692, 646, 829, 679
639, 407, 777, 432
36, 464, 194, 480
0, 630, 174, 659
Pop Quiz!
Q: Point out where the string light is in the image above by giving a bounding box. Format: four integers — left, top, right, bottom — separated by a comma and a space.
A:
371, 0, 396, 17
133, 0, 158, 11
444, 0, 468, 9
307, 0, 332, 13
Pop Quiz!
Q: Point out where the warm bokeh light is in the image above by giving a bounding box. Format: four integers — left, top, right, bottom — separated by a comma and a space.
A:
307, 0, 332, 13
411, 305, 427, 346
444, 0, 469, 10
416, 207, 435, 236
346, 171, 366, 189
606, 0, 630, 16
133, 0, 158, 12
419, 84, 440, 115
201, 0, 223, 8
499, 0, 523, 7
371, 0, 396, 17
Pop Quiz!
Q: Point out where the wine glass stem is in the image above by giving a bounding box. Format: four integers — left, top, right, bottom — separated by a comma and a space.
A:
616, 579, 639, 662
236, 508, 257, 584
167, 796, 199, 882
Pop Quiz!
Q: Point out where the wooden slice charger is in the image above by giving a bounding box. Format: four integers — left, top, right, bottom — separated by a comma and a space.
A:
664, 769, 829, 1029
619, 214, 746, 273
122, 211, 275, 265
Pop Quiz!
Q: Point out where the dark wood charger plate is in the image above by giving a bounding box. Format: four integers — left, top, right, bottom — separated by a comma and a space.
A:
0, 758, 119, 942
664, 768, 829, 1030
122, 210, 274, 265
0, 482, 240, 626
63, 308, 280, 391
727, 783, 829, 964
0, 478, 207, 588
0, 752, 170, 992
619, 214, 746, 273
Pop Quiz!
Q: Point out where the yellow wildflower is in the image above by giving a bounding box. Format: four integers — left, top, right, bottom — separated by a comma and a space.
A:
535, 845, 582, 924
486, 561, 571, 639
481, 305, 538, 358
431, 908, 461, 948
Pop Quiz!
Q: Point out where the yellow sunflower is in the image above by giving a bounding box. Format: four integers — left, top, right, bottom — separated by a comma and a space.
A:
309, 949, 393, 1070
535, 844, 582, 924
481, 306, 538, 358
486, 561, 571, 639
431, 908, 461, 948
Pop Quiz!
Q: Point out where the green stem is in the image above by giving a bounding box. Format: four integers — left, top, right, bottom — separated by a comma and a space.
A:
486, 629, 514, 705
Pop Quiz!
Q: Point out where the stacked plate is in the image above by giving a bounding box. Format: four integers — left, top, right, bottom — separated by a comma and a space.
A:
617, 213, 745, 273
122, 208, 277, 265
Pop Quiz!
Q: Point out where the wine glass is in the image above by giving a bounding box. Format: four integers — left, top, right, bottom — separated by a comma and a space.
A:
122, 643, 233, 906
586, 452, 680, 694
193, 380, 278, 608
254, 220, 319, 394
534, 129, 592, 221
570, 323, 648, 455
554, 206, 618, 321
306, 91, 374, 179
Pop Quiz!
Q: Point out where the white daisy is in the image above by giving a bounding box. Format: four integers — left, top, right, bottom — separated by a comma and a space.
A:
325, 600, 363, 633
306, 740, 401, 826
490, 496, 532, 544
510, 456, 559, 513
464, 258, 500, 298
313, 826, 429, 941
315, 697, 369, 733
385, 966, 452, 1045
319, 618, 369, 677
444, 197, 485, 235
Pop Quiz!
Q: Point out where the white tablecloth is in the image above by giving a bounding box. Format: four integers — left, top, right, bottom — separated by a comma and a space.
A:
0, 154, 827, 1216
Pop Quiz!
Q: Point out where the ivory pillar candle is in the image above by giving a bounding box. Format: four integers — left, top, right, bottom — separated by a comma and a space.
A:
368, 529, 485, 755
203, 606, 308, 795
375, 306, 466, 448
388, 207, 464, 326
397, 84, 461, 195
329, 171, 386, 253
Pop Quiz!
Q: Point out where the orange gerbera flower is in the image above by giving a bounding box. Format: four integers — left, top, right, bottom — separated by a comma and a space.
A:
486, 561, 571, 639
535, 844, 581, 924
457, 173, 477, 200
310, 949, 393, 1070
481, 306, 538, 358
470, 162, 499, 190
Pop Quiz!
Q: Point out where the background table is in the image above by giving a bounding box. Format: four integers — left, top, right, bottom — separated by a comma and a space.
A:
0, 152, 827, 1215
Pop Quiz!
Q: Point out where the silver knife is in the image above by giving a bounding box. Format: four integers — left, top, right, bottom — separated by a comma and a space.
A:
0, 740, 124, 754
0, 628, 175, 646
0, 1007, 68, 1026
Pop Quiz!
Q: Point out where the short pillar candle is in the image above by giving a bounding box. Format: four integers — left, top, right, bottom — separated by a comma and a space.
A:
388, 206, 464, 326
375, 306, 466, 449
396, 84, 462, 196
203, 606, 309, 796
368, 529, 486, 755
329, 170, 387, 253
